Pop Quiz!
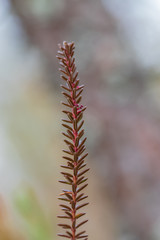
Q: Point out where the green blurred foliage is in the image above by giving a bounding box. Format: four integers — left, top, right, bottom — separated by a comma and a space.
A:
14, 188, 54, 240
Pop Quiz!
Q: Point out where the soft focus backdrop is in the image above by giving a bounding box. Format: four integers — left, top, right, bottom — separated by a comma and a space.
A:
1, 0, 160, 239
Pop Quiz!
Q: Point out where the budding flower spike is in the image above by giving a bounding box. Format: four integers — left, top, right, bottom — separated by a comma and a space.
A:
57, 41, 89, 240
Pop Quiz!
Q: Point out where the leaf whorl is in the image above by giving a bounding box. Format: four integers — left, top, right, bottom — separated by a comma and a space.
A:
57, 41, 89, 240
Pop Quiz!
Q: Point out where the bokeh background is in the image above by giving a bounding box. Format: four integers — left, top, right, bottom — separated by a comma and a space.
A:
1, 0, 160, 239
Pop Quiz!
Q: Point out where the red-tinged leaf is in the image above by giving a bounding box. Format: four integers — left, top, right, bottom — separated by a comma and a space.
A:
60, 165, 72, 170
64, 175, 73, 183
62, 92, 72, 99
62, 189, 72, 193
77, 96, 82, 104
61, 102, 72, 108
61, 208, 70, 212
70, 58, 75, 67
58, 224, 71, 229
65, 66, 70, 75
67, 98, 74, 106
77, 120, 84, 131
76, 193, 84, 201
66, 231, 73, 237
67, 130, 74, 139
76, 89, 83, 99
58, 197, 70, 202
60, 85, 70, 92
72, 89, 76, 99
77, 145, 85, 155
67, 112, 74, 121
77, 195, 88, 202
59, 69, 69, 76
68, 162, 74, 168
62, 156, 74, 162
56, 55, 63, 60
76, 220, 88, 229
79, 163, 87, 170
61, 172, 73, 178
71, 50, 74, 57
76, 113, 83, 124
79, 138, 87, 149
78, 153, 88, 162
72, 64, 76, 73
77, 161, 85, 169
77, 184, 88, 193
62, 118, 72, 124
57, 233, 70, 238
62, 149, 73, 155
75, 231, 86, 238
65, 211, 72, 218
74, 79, 80, 88
74, 120, 78, 130
76, 176, 85, 185
78, 129, 84, 139
62, 110, 72, 115
57, 215, 70, 219
77, 235, 88, 239
62, 124, 73, 131
60, 75, 68, 81
62, 132, 73, 140
76, 203, 89, 211
67, 80, 73, 89
59, 180, 71, 185
77, 85, 84, 90
74, 167, 78, 176
69, 145, 75, 154
73, 72, 78, 82
64, 193, 73, 201
59, 204, 71, 211
81, 106, 87, 112
70, 42, 74, 49
75, 213, 86, 219
78, 168, 90, 178
77, 147, 86, 156
78, 178, 88, 185
57, 50, 64, 56
75, 137, 79, 147
72, 183, 77, 193
59, 62, 65, 68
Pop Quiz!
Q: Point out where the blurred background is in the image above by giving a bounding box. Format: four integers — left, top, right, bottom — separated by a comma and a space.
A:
1, 0, 160, 239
